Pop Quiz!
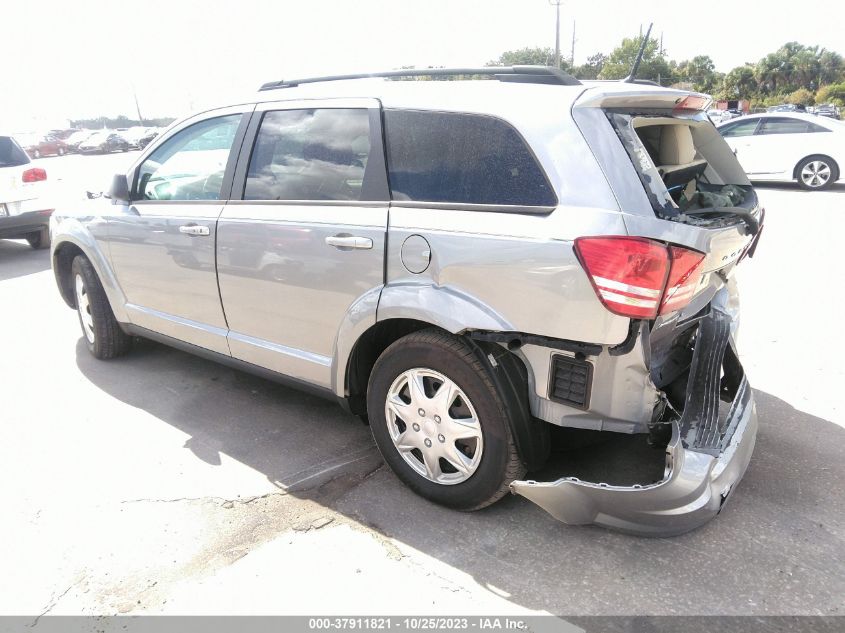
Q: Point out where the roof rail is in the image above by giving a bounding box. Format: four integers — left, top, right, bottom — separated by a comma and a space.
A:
258, 66, 582, 91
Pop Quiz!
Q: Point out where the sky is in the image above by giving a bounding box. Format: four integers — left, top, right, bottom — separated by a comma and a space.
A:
3, 0, 843, 131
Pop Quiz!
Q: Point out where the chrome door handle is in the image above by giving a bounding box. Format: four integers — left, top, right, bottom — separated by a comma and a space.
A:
179, 224, 210, 236
325, 235, 373, 250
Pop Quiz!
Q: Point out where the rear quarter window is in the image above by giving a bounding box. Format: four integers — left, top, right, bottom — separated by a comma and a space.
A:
0, 137, 30, 167
384, 109, 556, 207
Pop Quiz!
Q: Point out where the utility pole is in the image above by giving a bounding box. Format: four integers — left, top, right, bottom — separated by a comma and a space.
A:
570, 20, 576, 66
549, 0, 563, 69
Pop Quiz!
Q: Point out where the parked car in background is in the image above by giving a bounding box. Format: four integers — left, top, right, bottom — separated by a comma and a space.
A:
137, 128, 161, 149
707, 109, 728, 124
815, 104, 840, 120
65, 129, 98, 153
717, 112, 845, 189
17, 133, 67, 158
78, 131, 131, 154
49, 128, 80, 141
766, 103, 806, 113
50, 68, 764, 536
707, 109, 740, 125
0, 135, 52, 248
122, 127, 150, 149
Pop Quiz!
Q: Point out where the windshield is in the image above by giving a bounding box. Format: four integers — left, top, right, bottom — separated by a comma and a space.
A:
0, 136, 30, 167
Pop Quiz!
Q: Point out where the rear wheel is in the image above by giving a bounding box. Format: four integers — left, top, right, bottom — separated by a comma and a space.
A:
26, 228, 50, 250
33, 149, 41, 159
57, 146, 66, 156
71, 255, 132, 359
797, 155, 838, 190
367, 329, 526, 510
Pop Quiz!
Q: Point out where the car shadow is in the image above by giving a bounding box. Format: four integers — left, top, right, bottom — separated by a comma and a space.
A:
74, 337, 845, 615
753, 181, 845, 193
0, 240, 51, 281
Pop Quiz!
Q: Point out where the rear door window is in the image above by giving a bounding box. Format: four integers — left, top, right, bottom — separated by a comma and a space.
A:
383, 109, 556, 207
757, 117, 816, 135
244, 108, 383, 201
0, 137, 29, 167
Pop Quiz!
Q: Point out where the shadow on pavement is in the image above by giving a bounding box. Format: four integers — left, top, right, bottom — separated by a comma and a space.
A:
74, 337, 845, 615
0, 240, 50, 282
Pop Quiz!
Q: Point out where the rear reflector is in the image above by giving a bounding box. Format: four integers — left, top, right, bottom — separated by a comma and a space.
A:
22, 167, 47, 183
574, 236, 705, 319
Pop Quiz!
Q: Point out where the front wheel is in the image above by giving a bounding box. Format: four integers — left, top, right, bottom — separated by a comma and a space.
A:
71, 255, 132, 359
797, 155, 838, 190
367, 329, 526, 511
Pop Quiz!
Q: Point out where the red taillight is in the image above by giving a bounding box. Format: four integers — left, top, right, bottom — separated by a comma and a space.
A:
660, 246, 706, 315
22, 167, 47, 183
574, 236, 705, 319
574, 237, 669, 318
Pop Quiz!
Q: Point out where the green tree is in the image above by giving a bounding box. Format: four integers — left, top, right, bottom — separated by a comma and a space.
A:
718, 64, 757, 100
817, 50, 845, 86
598, 35, 672, 84
816, 82, 845, 106
572, 53, 606, 80
487, 47, 570, 71
785, 87, 815, 106
674, 55, 719, 93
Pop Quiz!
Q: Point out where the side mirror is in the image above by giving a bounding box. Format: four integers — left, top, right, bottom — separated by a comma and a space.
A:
108, 173, 131, 203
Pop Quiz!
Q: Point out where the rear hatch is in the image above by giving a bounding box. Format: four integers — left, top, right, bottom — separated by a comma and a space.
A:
572, 83, 763, 324
572, 83, 763, 450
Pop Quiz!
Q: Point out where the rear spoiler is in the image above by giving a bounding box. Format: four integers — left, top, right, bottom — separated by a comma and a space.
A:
574, 84, 712, 112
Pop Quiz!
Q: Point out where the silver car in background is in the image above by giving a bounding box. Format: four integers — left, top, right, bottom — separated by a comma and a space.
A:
49, 67, 764, 536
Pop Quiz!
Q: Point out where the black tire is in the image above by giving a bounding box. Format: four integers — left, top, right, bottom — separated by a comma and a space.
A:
367, 329, 526, 511
796, 155, 839, 190
26, 228, 50, 250
70, 255, 132, 359
33, 149, 41, 159
57, 146, 66, 156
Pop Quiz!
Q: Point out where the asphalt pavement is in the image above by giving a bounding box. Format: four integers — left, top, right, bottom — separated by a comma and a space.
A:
0, 152, 842, 617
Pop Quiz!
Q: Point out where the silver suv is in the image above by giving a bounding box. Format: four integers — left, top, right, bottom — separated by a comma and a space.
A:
50, 67, 764, 536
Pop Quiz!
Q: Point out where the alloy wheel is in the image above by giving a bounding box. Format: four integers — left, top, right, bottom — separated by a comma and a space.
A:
801, 160, 832, 188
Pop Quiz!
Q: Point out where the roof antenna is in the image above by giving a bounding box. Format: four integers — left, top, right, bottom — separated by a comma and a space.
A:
623, 22, 653, 83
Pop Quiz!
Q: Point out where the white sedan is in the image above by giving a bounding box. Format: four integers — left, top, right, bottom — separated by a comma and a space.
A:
717, 112, 845, 190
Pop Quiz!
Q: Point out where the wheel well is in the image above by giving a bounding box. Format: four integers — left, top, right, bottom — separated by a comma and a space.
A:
53, 242, 86, 308
345, 319, 550, 469
345, 318, 440, 415
793, 154, 840, 180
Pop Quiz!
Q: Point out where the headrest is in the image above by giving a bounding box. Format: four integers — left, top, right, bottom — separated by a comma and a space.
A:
659, 125, 696, 166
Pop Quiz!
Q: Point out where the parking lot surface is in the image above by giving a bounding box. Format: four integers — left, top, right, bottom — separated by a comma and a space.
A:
1, 153, 843, 617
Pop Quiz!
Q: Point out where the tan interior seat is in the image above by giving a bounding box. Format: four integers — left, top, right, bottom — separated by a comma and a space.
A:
656, 125, 707, 199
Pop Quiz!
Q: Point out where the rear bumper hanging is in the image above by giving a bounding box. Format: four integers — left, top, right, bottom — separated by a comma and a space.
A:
510, 307, 757, 537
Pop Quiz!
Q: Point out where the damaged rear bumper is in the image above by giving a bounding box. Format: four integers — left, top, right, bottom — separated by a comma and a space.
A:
511, 307, 757, 537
